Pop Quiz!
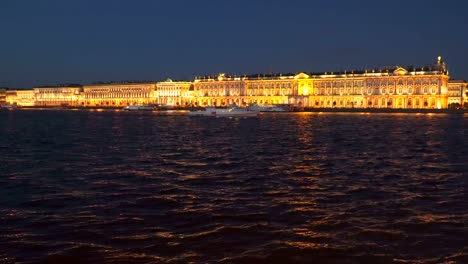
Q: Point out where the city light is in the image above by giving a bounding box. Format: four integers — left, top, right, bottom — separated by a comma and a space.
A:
2, 58, 467, 110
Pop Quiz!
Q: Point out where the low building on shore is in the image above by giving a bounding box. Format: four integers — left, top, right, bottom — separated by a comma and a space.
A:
156, 79, 193, 106
4, 89, 36, 106
0, 88, 7, 105
447, 80, 467, 108
15, 90, 35, 106
5, 90, 17, 105
82, 82, 156, 107
34, 86, 83, 106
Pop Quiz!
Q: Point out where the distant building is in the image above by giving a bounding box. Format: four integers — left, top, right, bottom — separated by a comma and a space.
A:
5, 57, 466, 109
461, 82, 468, 107
4, 89, 35, 106
156, 79, 193, 106
34, 86, 83, 106
0, 87, 7, 105
83, 83, 156, 106
5, 90, 17, 105
447, 80, 467, 107
193, 74, 250, 106
15, 90, 35, 106
192, 57, 452, 109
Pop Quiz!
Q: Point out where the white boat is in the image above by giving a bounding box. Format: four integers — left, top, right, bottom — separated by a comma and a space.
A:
123, 104, 155, 111
248, 104, 289, 112
1, 104, 19, 110
188, 105, 259, 117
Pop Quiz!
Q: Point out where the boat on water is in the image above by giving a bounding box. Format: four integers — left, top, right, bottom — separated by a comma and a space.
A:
188, 105, 259, 117
1, 104, 19, 110
248, 104, 290, 112
123, 104, 156, 111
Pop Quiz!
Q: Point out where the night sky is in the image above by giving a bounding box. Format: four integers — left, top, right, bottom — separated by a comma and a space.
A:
1, 0, 467, 88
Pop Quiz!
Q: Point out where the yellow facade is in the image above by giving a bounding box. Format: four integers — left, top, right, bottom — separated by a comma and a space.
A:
465, 83, 468, 106
193, 74, 249, 106
15, 90, 36, 106
34, 86, 83, 106
192, 62, 450, 109
5, 90, 17, 105
305, 68, 449, 109
3, 57, 463, 109
5, 90, 36, 106
447, 80, 466, 106
156, 80, 193, 106
83, 83, 156, 106
0, 88, 6, 105
245, 75, 294, 106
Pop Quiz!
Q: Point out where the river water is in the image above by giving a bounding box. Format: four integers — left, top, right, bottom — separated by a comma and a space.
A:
1, 110, 467, 263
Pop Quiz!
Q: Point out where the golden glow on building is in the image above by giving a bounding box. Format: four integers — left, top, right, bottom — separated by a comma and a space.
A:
4, 57, 465, 110
83, 83, 156, 106
34, 86, 83, 106
447, 80, 467, 107
15, 90, 36, 106
156, 79, 193, 106
5, 90, 18, 105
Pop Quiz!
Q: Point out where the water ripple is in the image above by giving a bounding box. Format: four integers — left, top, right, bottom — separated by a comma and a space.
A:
0, 111, 467, 263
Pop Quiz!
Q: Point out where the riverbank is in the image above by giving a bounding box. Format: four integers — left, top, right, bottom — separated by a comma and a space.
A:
7, 105, 468, 114
14, 105, 198, 111
302, 107, 468, 114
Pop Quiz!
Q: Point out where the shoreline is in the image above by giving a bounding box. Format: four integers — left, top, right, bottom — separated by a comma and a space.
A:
301, 107, 468, 114
5, 106, 467, 114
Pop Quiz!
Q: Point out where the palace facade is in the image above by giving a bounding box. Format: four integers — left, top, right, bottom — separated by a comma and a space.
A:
193, 57, 453, 109
2, 57, 467, 109
34, 86, 83, 106
83, 83, 156, 106
156, 80, 193, 106
447, 80, 467, 106
0, 88, 6, 105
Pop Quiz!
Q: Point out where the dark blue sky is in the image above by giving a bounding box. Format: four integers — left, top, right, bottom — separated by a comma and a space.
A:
1, 0, 467, 88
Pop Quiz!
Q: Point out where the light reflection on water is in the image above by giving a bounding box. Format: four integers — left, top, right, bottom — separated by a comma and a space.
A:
0, 110, 467, 264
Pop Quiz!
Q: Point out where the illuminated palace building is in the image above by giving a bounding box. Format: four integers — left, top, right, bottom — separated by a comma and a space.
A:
194, 57, 465, 109
3, 57, 467, 108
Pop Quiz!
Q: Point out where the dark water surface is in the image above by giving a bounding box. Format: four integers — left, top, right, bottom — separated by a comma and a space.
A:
1, 110, 467, 264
